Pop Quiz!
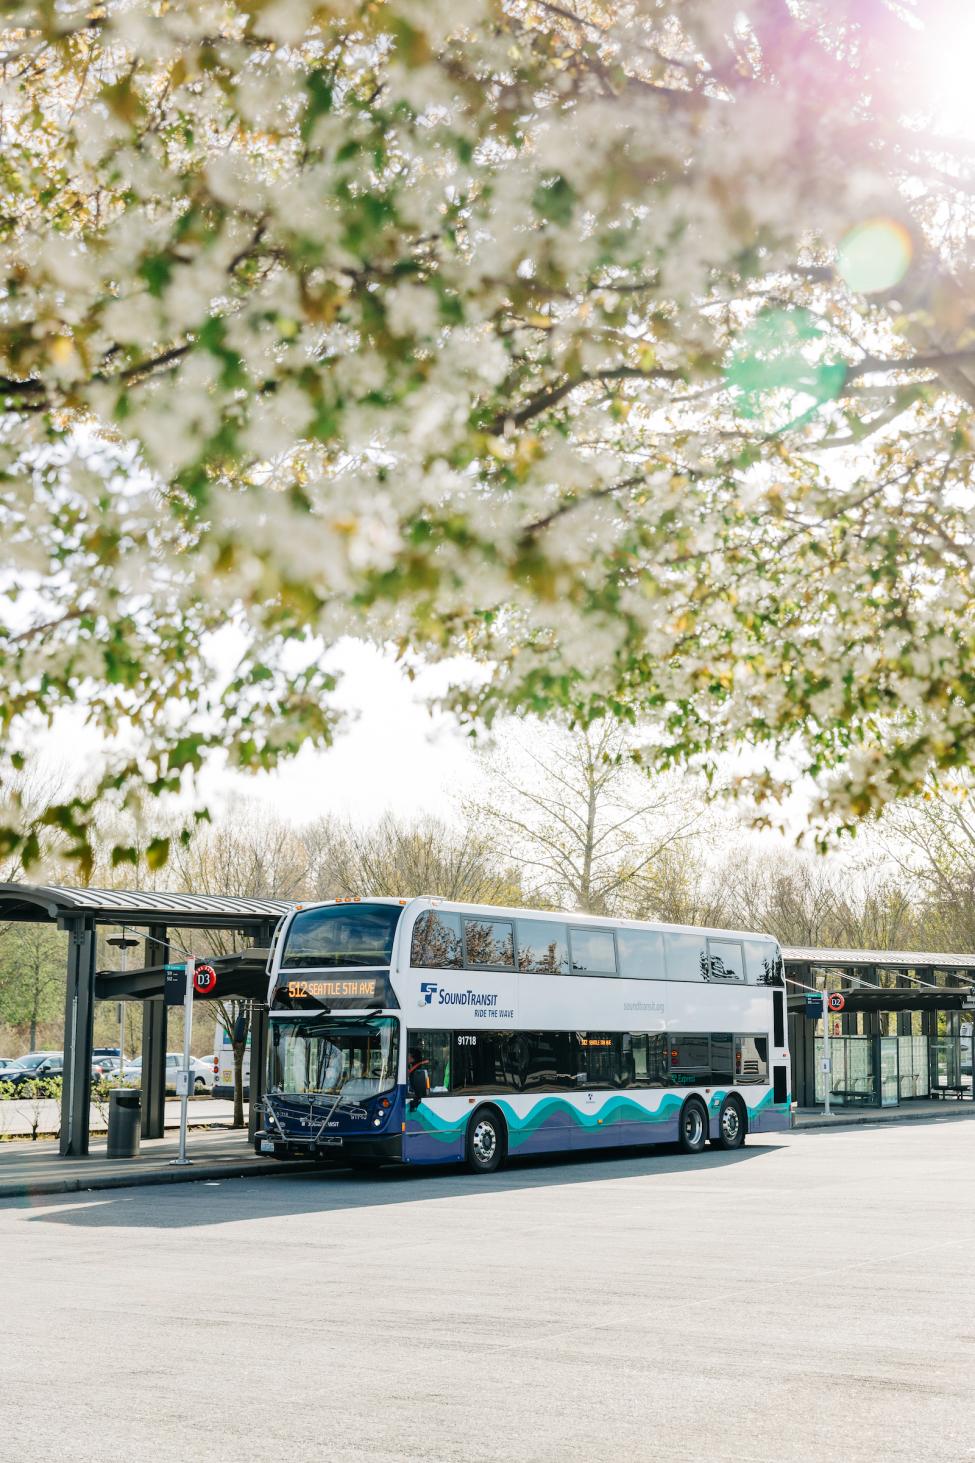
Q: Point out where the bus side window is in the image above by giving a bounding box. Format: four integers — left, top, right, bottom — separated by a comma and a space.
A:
577, 1032, 620, 1088
617, 929, 665, 980
410, 911, 463, 969
665, 934, 706, 982
408, 1030, 452, 1093
452, 1033, 520, 1094
735, 1035, 768, 1084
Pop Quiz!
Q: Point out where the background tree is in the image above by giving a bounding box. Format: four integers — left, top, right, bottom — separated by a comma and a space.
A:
0, 923, 65, 1053
5, 3, 975, 867
167, 811, 314, 1128
470, 722, 700, 915
880, 778, 975, 952
306, 813, 523, 907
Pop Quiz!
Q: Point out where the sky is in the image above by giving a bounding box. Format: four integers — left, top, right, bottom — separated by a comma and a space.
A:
32, 638, 489, 831
202, 640, 486, 825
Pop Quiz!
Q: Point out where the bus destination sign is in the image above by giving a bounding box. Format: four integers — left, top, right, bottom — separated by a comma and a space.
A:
287, 977, 378, 1000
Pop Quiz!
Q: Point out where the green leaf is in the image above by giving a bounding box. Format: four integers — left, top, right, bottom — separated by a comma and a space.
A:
302, 70, 334, 142
168, 735, 206, 772
145, 837, 170, 871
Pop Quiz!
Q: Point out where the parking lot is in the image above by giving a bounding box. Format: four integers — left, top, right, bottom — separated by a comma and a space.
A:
1, 1121, 972, 1463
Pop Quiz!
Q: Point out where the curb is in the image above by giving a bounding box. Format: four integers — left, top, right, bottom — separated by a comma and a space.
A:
796, 1106, 975, 1131
0, 1156, 319, 1200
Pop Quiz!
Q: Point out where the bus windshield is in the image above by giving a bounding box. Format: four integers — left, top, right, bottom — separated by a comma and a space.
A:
280, 904, 402, 970
268, 1016, 398, 1099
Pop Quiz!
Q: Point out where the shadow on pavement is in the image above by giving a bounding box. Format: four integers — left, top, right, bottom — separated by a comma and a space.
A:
18, 1140, 782, 1229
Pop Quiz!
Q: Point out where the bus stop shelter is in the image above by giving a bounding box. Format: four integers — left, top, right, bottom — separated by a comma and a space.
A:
0, 884, 293, 1157
784, 945, 975, 1107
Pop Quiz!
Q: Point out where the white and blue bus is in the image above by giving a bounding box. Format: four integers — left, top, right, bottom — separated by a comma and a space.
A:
257, 897, 791, 1173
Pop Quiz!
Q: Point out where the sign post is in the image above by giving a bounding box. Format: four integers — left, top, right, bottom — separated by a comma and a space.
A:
171, 958, 194, 1167
822, 992, 846, 1117
822, 993, 831, 1118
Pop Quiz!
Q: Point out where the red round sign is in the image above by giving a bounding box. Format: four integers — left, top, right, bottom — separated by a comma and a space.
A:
827, 991, 845, 1012
193, 963, 217, 995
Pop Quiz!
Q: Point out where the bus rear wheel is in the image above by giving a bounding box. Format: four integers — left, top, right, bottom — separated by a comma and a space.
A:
678, 1098, 708, 1155
466, 1107, 506, 1174
712, 1096, 746, 1151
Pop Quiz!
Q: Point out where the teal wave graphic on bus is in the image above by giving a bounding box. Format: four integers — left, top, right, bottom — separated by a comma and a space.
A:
409, 1089, 781, 1148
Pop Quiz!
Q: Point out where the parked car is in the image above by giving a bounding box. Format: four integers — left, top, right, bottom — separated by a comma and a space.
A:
120, 1053, 212, 1093
2, 1053, 64, 1089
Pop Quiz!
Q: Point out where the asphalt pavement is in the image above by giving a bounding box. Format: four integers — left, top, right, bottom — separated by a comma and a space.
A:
1, 1123, 972, 1463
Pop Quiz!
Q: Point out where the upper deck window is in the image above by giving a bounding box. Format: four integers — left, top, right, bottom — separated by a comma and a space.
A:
516, 919, 569, 974
280, 904, 402, 970
569, 927, 617, 975
706, 938, 745, 983
410, 911, 463, 969
464, 918, 515, 970
617, 928, 665, 980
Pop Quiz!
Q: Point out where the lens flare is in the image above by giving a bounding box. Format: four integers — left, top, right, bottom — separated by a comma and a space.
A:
837, 217, 913, 295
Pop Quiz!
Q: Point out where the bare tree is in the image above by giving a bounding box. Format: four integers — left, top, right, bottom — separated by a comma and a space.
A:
167, 808, 315, 1128
622, 839, 733, 928
304, 813, 523, 906
880, 777, 975, 951
469, 721, 700, 915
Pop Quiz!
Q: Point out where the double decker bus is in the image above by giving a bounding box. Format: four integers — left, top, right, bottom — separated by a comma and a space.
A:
257, 897, 791, 1173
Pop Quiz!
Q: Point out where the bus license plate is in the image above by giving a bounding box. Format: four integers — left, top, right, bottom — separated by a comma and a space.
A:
259, 1139, 274, 1154
321, 1136, 343, 1146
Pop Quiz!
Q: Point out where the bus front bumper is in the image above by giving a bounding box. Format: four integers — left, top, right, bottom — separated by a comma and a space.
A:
254, 1129, 403, 1163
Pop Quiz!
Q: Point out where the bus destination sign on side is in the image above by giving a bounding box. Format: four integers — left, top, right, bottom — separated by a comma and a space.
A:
287, 977, 378, 1000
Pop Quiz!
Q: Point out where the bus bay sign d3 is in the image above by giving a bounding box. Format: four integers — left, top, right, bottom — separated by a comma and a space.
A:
192, 964, 218, 996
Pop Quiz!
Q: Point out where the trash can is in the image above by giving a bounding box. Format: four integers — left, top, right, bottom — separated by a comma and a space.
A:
107, 1088, 141, 1158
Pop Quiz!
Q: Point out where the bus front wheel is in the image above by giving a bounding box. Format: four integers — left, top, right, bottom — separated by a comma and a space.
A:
466, 1107, 506, 1174
712, 1096, 746, 1151
678, 1098, 708, 1155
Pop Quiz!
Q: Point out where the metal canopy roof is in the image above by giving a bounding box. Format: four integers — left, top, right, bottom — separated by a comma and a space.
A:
782, 945, 975, 972
95, 948, 272, 1003
0, 883, 294, 929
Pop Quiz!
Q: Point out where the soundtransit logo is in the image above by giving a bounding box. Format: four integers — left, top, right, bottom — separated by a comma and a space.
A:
419, 982, 438, 1007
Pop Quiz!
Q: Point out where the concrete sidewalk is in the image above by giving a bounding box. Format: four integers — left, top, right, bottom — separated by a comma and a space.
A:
795, 1097, 975, 1129
0, 1129, 316, 1199
0, 1094, 237, 1140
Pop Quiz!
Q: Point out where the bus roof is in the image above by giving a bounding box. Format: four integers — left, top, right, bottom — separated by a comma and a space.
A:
287, 896, 776, 947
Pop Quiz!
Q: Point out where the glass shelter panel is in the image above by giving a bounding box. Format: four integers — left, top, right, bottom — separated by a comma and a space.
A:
814, 1036, 876, 1105
897, 1035, 929, 1099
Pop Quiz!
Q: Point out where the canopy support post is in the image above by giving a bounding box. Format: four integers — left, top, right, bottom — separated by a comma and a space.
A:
60, 918, 96, 1157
